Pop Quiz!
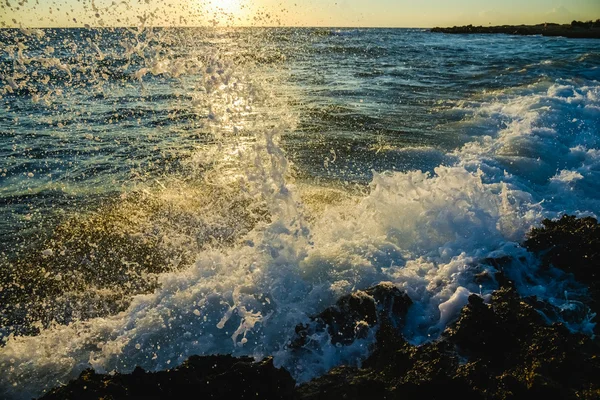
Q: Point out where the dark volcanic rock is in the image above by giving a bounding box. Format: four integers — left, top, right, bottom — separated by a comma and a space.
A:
297, 287, 600, 399
291, 282, 412, 348
39, 355, 295, 400
525, 215, 600, 324
431, 20, 600, 39
524, 215, 599, 286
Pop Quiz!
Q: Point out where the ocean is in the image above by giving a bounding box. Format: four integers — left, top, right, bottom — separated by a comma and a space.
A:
0, 27, 599, 399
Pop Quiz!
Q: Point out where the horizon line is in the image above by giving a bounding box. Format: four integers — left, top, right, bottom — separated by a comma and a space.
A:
1, 20, 594, 30
3, 25, 429, 29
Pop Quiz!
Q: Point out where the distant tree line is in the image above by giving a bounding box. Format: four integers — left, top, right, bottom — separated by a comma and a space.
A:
571, 20, 600, 28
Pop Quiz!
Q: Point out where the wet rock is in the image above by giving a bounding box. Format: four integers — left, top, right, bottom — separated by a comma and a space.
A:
524, 215, 599, 289
291, 282, 412, 348
479, 256, 516, 289
297, 286, 600, 399
525, 215, 600, 328
294, 366, 390, 400
447, 288, 600, 398
39, 355, 295, 400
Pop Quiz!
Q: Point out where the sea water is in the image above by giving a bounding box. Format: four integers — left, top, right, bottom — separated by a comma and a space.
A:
0, 27, 599, 399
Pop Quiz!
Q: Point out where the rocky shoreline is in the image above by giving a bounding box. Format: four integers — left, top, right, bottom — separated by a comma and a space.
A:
431, 20, 600, 39
39, 215, 600, 399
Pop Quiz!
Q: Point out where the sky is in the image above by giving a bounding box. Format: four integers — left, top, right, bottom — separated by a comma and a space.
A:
1, 0, 599, 28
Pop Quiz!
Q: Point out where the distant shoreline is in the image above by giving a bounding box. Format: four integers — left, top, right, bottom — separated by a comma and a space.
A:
431, 20, 600, 39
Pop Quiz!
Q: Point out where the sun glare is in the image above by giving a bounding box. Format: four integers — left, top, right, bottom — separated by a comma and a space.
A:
204, 0, 248, 25
219, 0, 243, 14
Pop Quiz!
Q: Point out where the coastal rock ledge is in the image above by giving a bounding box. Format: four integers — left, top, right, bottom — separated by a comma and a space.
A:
431, 20, 600, 39
40, 216, 600, 400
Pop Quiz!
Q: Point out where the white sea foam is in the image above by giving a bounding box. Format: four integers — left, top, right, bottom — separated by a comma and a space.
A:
1, 73, 599, 399
455, 79, 600, 214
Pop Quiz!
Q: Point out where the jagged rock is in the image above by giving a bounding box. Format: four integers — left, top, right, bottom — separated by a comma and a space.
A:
291, 282, 412, 347
524, 215, 599, 288
446, 288, 600, 398
296, 286, 600, 399
525, 215, 600, 329
39, 356, 295, 400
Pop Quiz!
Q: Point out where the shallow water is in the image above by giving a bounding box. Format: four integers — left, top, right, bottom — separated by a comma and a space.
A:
0, 27, 599, 399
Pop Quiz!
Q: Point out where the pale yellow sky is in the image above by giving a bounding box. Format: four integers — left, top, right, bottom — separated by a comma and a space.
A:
1, 0, 599, 28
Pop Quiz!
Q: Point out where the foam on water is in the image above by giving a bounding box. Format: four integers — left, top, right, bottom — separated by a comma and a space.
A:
455, 79, 600, 214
